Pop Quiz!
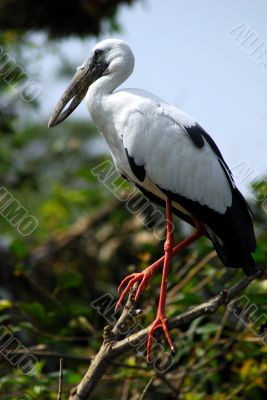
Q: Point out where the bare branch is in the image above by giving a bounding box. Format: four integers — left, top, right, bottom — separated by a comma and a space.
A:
139, 377, 154, 400
57, 358, 64, 400
68, 269, 262, 400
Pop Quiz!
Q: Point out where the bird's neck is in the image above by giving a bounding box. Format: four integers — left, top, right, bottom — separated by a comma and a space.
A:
86, 73, 126, 129
87, 71, 126, 102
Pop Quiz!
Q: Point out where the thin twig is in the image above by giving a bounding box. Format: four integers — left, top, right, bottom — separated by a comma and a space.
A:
156, 372, 178, 395
168, 250, 216, 298
1, 350, 148, 371
57, 358, 64, 400
121, 379, 131, 400
139, 377, 154, 400
213, 308, 230, 343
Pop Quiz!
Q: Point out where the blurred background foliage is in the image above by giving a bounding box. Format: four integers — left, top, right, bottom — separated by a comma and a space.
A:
0, 0, 135, 38
0, 1, 267, 399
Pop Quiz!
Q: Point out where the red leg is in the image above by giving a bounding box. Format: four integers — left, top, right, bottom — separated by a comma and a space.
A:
147, 196, 174, 362
115, 215, 203, 310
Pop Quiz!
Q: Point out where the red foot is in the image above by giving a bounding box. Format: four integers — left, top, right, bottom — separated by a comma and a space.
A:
146, 313, 175, 363
115, 219, 204, 312
115, 263, 159, 311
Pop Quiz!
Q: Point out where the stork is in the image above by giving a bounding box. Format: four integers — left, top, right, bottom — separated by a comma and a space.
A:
48, 39, 257, 362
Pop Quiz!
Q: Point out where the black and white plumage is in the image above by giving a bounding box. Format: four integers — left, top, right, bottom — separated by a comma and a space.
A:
48, 38, 256, 275
123, 103, 256, 275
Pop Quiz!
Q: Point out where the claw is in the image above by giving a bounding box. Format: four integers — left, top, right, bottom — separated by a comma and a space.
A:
116, 263, 160, 311
134, 277, 148, 302
118, 273, 136, 294
146, 314, 175, 363
115, 275, 140, 311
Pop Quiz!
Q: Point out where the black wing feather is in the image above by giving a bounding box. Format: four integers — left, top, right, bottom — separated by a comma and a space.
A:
125, 148, 146, 182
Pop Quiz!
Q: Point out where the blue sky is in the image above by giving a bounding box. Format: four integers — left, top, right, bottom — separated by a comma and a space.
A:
40, 0, 267, 195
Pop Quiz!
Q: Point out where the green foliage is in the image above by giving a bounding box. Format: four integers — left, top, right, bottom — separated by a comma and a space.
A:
0, 0, 137, 38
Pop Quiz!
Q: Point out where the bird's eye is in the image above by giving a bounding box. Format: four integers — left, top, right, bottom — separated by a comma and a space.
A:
94, 49, 103, 59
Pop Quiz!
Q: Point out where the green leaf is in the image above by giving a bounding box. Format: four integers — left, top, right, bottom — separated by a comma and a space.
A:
9, 239, 28, 259
253, 242, 267, 263
21, 302, 47, 321
68, 304, 92, 318
58, 271, 83, 290
196, 322, 219, 335
178, 292, 202, 306
64, 370, 81, 385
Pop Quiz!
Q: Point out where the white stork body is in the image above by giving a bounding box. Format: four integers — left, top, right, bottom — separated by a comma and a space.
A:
82, 39, 255, 275
49, 38, 256, 272
87, 87, 231, 215
49, 38, 257, 361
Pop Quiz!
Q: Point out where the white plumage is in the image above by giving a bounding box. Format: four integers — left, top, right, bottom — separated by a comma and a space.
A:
123, 95, 232, 213
48, 38, 256, 363
85, 42, 232, 215
49, 38, 256, 275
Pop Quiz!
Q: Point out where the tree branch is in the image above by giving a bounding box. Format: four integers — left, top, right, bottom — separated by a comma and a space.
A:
57, 358, 64, 400
69, 269, 262, 400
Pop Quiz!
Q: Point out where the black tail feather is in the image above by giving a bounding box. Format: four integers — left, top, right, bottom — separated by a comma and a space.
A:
135, 182, 257, 276
211, 237, 257, 276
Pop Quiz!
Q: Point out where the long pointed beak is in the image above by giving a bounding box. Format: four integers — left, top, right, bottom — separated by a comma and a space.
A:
48, 60, 94, 128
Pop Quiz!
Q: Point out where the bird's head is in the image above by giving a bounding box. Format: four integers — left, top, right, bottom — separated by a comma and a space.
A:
48, 39, 134, 127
